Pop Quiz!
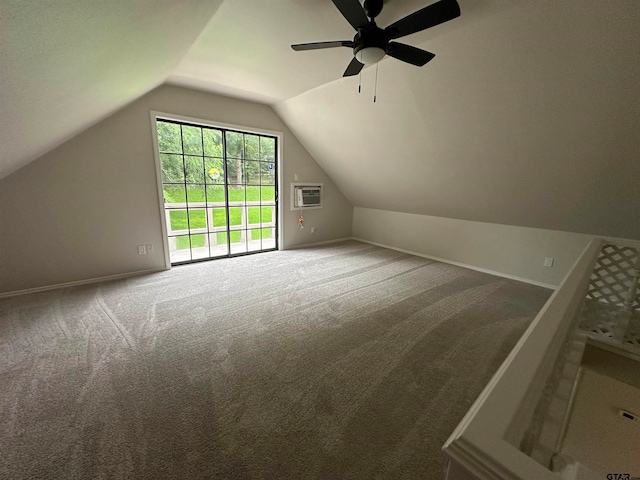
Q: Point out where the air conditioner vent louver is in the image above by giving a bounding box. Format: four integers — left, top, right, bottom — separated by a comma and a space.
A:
291, 184, 323, 210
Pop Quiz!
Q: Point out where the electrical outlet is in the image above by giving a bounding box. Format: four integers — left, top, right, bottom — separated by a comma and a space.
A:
544, 257, 554, 267
311, 227, 316, 234
146, 244, 154, 254
138, 245, 147, 255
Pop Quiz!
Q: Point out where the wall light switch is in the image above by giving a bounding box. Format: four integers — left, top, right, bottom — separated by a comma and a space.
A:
146, 244, 154, 254
294, 173, 299, 181
138, 245, 147, 255
544, 257, 554, 267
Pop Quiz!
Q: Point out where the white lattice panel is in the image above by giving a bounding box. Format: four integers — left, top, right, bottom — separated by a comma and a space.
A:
586, 244, 639, 309
580, 300, 615, 339
580, 244, 640, 347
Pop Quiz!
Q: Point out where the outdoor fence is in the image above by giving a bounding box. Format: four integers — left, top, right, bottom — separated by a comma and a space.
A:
164, 201, 276, 251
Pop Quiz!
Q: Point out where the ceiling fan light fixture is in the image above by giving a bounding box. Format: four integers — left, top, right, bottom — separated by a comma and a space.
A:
355, 47, 385, 65
290, 0, 460, 77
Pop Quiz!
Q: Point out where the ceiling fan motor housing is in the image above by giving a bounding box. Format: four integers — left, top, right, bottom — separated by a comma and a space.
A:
363, 0, 383, 19
353, 27, 388, 64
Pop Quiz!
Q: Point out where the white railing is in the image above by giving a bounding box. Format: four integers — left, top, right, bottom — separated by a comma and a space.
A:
443, 238, 640, 479
442, 239, 603, 480
164, 201, 276, 250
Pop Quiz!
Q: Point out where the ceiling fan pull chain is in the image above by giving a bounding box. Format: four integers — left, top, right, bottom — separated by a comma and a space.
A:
373, 62, 379, 103
358, 71, 362, 93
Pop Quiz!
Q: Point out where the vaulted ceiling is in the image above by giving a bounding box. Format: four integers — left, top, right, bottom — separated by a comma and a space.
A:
2, 0, 639, 237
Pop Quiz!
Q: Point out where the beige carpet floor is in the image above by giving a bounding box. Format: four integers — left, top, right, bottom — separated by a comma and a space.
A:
0, 241, 551, 479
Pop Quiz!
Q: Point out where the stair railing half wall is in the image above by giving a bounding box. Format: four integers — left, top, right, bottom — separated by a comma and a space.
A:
442, 238, 603, 480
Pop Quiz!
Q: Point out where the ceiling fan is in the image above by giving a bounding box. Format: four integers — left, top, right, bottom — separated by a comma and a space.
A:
291, 0, 460, 77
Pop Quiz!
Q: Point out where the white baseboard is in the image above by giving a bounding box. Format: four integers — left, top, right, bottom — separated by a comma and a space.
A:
2, 235, 563, 298
284, 237, 354, 250
351, 237, 558, 290
0, 267, 168, 299
1, 239, 352, 298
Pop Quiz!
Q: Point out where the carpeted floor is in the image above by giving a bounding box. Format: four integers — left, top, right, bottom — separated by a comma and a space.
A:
0, 241, 551, 479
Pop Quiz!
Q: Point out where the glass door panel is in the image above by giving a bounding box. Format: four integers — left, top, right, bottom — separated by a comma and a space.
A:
157, 119, 278, 265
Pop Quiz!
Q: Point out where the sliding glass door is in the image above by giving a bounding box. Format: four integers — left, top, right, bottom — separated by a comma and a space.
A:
156, 118, 278, 265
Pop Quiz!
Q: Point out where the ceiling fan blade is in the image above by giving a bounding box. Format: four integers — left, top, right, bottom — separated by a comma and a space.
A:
387, 42, 436, 66
385, 0, 460, 40
331, 0, 369, 30
291, 41, 354, 51
343, 57, 364, 77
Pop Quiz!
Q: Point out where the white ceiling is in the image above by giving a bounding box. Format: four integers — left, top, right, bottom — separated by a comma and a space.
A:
170, 0, 640, 238
168, 0, 482, 104
270, 0, 640, 238
0, 0, 223, 179
2, 0, 639, 238
0, 0, 482, 179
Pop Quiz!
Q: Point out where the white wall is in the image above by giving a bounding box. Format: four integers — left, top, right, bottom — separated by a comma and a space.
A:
0, 85, 352, 294
352, 207, 594, 287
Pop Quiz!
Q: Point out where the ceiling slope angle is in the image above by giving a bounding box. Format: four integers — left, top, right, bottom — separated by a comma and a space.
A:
168, 0, 362, 104
0, 0, 223, 180
274, 0, 640, 239
169, 0, 472, 104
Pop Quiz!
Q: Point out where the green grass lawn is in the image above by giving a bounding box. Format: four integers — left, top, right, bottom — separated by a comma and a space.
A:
164, 185, 275, 249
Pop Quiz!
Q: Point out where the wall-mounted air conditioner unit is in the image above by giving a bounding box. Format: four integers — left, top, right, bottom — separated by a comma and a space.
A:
291, 183, 322, 210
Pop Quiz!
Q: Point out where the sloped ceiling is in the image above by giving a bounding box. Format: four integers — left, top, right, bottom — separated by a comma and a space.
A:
0, 0, 223, 179
167, 0, 484, 104
272, 0, 640, 238
3, 0, 639, 238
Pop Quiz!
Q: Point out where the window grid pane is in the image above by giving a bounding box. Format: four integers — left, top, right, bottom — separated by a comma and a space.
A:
157, 120, 277, 265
